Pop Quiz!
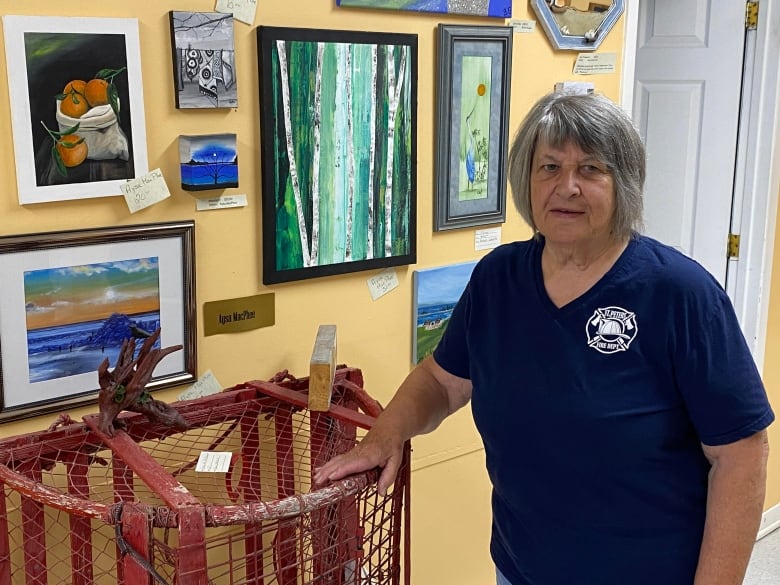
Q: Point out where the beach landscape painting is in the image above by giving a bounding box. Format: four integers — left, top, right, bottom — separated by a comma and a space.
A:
412, 260, 477, 363
24, 257, 161, 383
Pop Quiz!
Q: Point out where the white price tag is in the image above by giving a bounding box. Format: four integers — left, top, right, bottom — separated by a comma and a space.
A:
573, 52, 617, 75
475, 227, 502, 250
367, 268, 399, 301
178, 370, 223, 400
215, 0, 258, 25
120, 168, 171, 213
509, 19, 536, 33
196, 451, 232, 473
195, 194, 248, 211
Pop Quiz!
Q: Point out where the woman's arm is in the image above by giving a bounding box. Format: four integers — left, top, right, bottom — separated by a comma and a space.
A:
694, 430, 770, 584
312, 355, 472, 494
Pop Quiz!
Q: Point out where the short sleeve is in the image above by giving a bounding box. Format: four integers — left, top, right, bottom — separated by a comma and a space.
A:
674, 292, 774, 445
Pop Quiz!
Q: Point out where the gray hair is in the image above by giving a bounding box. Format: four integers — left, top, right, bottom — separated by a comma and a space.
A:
507, 92, 646, 240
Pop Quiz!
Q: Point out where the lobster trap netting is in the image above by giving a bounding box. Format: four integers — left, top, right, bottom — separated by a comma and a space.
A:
0, 366, 410, 585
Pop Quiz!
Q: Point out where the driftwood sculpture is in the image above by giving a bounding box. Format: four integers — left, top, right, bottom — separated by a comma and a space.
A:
96, 328, 188, 436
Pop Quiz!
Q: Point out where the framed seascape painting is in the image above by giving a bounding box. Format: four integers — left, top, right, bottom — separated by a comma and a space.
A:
2, 16, 149, 204
169, 11, 237, 109
412, 260, 477, 364
257, 27, 418, 284
0, 222, 197, 422
336, 0, 512, 18
435, 25, 512, 231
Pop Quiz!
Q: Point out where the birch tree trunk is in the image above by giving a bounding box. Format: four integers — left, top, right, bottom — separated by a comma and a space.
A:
344, 43, 355, 261
310, 42, 325, 265
384, 46, 407, 258
276, 40, 311, 267
366, 45, 378, 260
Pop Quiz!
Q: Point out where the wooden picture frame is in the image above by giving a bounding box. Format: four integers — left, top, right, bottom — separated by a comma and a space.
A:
435, 24, 512, 231
2, 15, 149, 204
257, 26, 418, 284
0, 221, 197, 422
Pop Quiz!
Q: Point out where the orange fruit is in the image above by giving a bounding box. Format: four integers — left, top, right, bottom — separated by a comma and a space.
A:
84, 78, 110, 108
63, 79, 87, 95
59, 79, 89, 118
56, 134, 88, 167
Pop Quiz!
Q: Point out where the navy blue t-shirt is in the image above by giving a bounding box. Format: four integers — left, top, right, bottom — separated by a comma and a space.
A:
433, 235, 774, 585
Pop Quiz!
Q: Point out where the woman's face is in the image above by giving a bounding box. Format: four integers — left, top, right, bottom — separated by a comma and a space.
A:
530, 140, 616, 248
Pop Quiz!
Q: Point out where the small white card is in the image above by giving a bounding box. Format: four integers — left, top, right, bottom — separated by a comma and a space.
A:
573, 52, 617, 75
196, 194, 248, 211
196, 451, 232, 473
475, 227, 502, 250
120, 168, 171, 213
509, 19, 536, 33
178, 369, 223, 401
215, 0, 258, 25
367, 268, 399, 301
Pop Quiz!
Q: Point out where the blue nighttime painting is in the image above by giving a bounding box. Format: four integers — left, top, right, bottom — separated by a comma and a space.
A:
179, 133, 238, 191
24, 258, 161, 383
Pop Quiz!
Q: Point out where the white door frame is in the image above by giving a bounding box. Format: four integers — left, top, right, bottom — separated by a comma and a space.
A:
621, 0, 780, 371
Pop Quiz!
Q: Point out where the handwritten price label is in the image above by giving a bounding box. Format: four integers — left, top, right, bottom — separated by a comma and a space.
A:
215, 0, 258, 25
367, 268, 399, 301
119, 168, 171, 213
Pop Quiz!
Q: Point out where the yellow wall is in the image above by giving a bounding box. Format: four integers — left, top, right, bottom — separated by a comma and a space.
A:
3, 2, 774, 585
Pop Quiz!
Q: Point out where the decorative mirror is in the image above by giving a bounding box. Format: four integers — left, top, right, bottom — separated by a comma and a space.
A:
531, 0, 624, 51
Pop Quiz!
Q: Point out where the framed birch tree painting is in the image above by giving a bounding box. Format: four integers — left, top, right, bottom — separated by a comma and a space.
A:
257, 27, 418, 284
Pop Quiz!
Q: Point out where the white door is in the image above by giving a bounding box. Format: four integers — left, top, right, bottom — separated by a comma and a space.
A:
631, 0, 746, 285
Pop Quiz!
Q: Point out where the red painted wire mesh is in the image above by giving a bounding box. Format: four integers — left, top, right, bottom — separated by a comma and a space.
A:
0, 366, 410, 585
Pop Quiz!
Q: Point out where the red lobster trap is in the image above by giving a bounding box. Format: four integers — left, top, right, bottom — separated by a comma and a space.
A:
0, 366, 410, 585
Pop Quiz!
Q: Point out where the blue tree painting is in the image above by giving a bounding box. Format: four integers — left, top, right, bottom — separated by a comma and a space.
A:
179, 133, 238, 191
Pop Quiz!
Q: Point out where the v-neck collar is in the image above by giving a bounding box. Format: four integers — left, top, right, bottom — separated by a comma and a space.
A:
532, 235, 639, 317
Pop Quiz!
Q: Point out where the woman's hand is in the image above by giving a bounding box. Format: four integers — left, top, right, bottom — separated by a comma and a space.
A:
313, 428, 405, 495
313, 356, 472, 496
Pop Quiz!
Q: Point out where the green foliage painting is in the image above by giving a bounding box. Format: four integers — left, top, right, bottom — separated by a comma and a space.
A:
258, 27, 418, 284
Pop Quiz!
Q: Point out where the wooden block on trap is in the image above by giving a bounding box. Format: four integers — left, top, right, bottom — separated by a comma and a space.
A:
308, 324, 337, 411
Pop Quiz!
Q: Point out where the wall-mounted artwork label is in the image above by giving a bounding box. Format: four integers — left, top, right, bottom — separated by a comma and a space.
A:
203, 293, 275, 336
336, 0, 512, 18
120, 168, 172, 213
215, 0, 258, 26
179, 134, 238, 191
257, 27, 418, 284
169, 11, 237, 109
2, 16, 149, 204
413, 260, 477, 364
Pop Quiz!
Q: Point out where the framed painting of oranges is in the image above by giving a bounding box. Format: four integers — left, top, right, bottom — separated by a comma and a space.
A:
434, 25, 512, 231
2, 16, 149, 205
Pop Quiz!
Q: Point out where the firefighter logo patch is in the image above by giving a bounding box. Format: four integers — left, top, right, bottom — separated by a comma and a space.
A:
586, 306, 638, 354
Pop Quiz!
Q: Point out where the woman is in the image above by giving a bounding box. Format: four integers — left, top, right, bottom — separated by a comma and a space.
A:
314, 92, 773, 584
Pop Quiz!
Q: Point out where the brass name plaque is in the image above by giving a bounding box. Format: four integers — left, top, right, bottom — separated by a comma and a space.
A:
203, 293, 275, 336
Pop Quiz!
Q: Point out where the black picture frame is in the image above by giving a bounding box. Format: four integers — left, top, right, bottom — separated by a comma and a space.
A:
257, 26, 418, 284
0, 221, 197, 422
435, 24, 512, 231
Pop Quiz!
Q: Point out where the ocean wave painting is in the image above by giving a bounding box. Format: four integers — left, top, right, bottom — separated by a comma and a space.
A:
24, 257, 161, 383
